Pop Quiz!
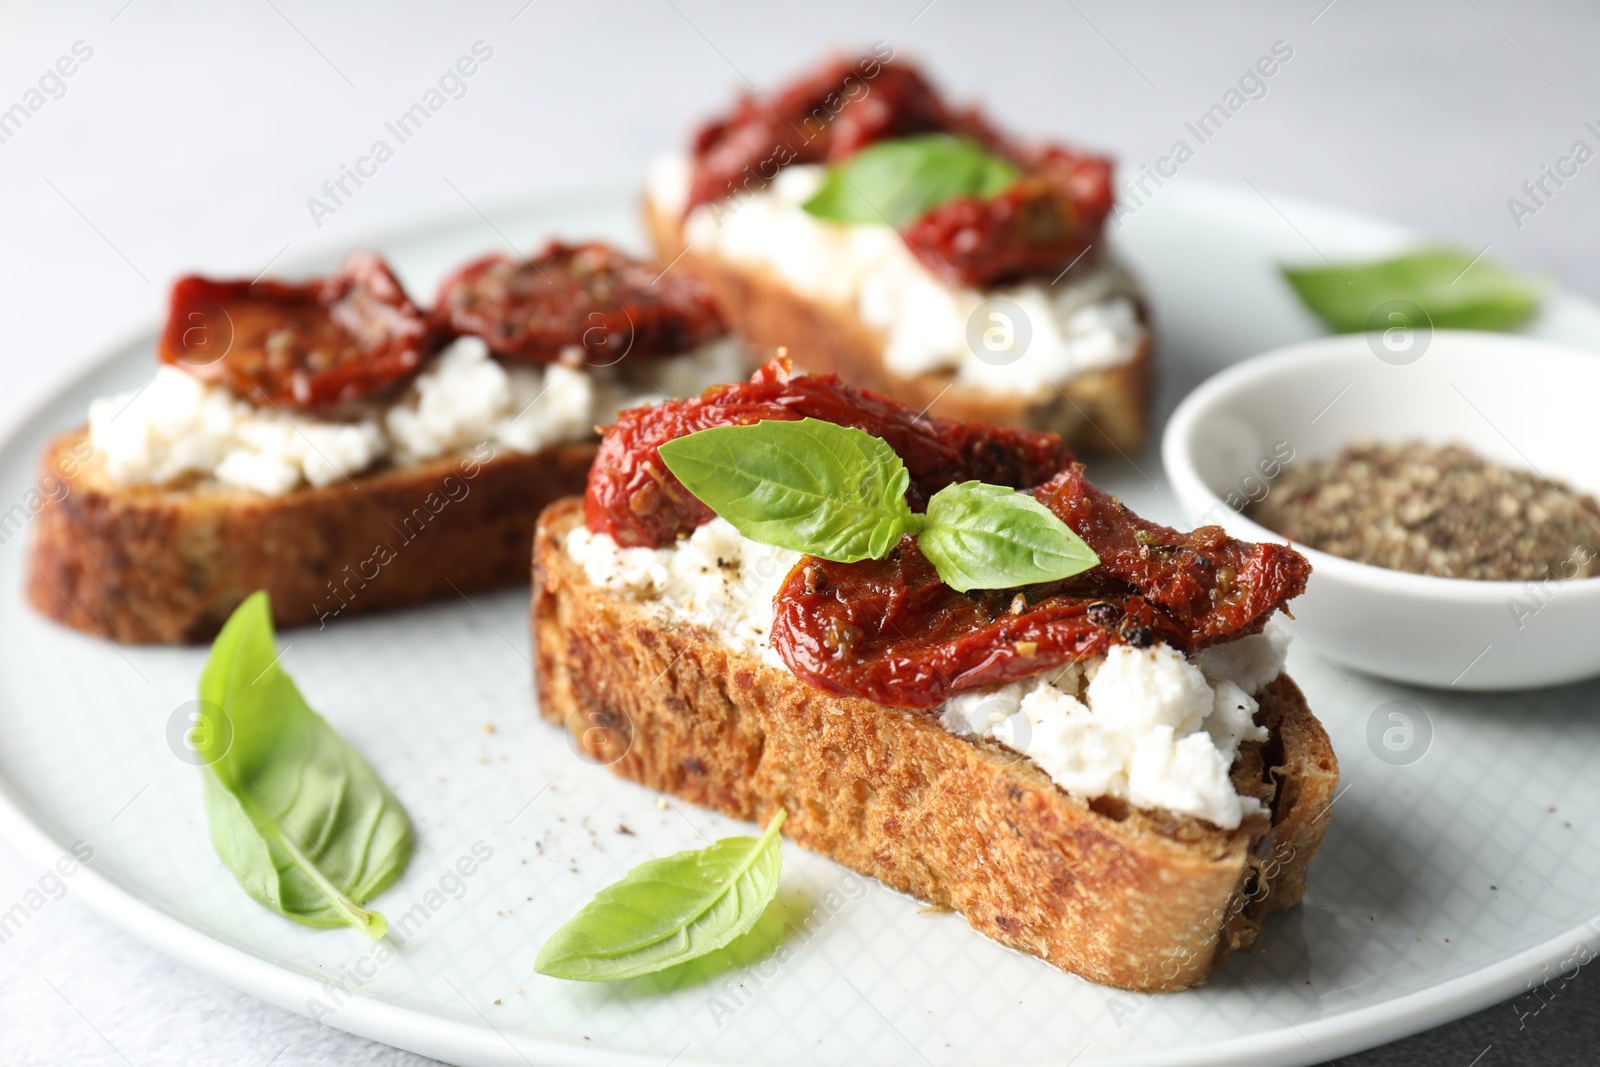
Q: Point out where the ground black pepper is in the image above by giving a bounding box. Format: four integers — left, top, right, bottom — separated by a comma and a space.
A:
1245, 440, 1600, 581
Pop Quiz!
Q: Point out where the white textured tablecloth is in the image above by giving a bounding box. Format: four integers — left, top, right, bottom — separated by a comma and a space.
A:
2, 2, 1597, 1063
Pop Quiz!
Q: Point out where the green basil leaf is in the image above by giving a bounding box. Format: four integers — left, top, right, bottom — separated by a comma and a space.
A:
535, 809, 787, 981
658, 419, 919, 562
801, 133, 1020, 227
918, 481, 1100, 592
1283, 247, 1543, 332
197, 591, 413, 939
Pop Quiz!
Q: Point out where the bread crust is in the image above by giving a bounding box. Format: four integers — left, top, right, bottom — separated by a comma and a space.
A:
645, 197, 1153, 455
533, 498, 1338, 991
27, 429, 595, 644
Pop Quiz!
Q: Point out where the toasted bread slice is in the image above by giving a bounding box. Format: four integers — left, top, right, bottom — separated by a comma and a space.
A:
645, 198, 1152, 455
533, 499, 1337, 991
27, 429, 594, 644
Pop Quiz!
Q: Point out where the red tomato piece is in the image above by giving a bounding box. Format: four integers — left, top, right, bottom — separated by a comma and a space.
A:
903, 148, 1116, 288
686, 57, 953, 213
434, 241, 726, 364
158, 252, 440, 411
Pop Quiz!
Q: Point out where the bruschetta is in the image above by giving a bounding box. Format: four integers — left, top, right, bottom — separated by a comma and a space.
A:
532, 356, 1337, 991
29, 242, 746, 643
645, 51, 1151, 453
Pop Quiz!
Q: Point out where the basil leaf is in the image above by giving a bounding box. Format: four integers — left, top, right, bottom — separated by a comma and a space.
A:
1283, 247, 1542, 332
658, 419, 919, 562
198, 592, 413, 938
919, 481, 1100, 592
801, 134, 1020, 227
535, 809, 787, 981
658, 421, 1103, 591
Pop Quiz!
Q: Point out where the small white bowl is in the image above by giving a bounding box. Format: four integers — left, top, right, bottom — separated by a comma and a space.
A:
1162, 330, 1600, 690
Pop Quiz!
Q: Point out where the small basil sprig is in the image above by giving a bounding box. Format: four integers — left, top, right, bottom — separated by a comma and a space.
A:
918, 480, 1100, 591
536, 810, 787, 981
801, 133, 1019, 227
195, 592, 414, 938
1283, 247, 1542, 333
657, 418, 1099, 591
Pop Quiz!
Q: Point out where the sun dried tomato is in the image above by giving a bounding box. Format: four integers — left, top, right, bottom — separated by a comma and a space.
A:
686, 57, 954, 213
769, 465, 1312, 710
903, 147, 1115, 288
1032, 465, 1312, 646
771, 538, 1136, 708
435, 241, 727, 364
583, 356, 1076, 548
159, 252, 440, 411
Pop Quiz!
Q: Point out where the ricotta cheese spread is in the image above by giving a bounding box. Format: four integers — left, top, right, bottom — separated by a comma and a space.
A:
565, 522, 1290, 829
88, 335, 746, 496
647, 155, 1146, 395
940, 628, 1288, 830
566, 518, 802, 666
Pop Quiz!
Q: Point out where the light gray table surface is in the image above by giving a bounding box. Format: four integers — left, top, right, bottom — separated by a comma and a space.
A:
1, 1, 1597, 1063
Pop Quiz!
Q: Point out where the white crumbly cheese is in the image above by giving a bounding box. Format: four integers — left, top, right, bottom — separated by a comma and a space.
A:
568, 519, 1291, 829
382, 337, 598, 463
565, 519, 802, 664
88, 334, 747, 496
88, 367, 389, 495
1195, 621, 1294, 695
942, 622, 1289, 829
649, 154, 1146, 395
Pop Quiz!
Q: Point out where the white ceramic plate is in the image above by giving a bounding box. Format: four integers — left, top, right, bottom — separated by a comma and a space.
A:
1, 180, 1598, 1067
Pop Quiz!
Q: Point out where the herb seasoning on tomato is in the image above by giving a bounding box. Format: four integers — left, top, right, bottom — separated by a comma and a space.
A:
158, 252, 440, 412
